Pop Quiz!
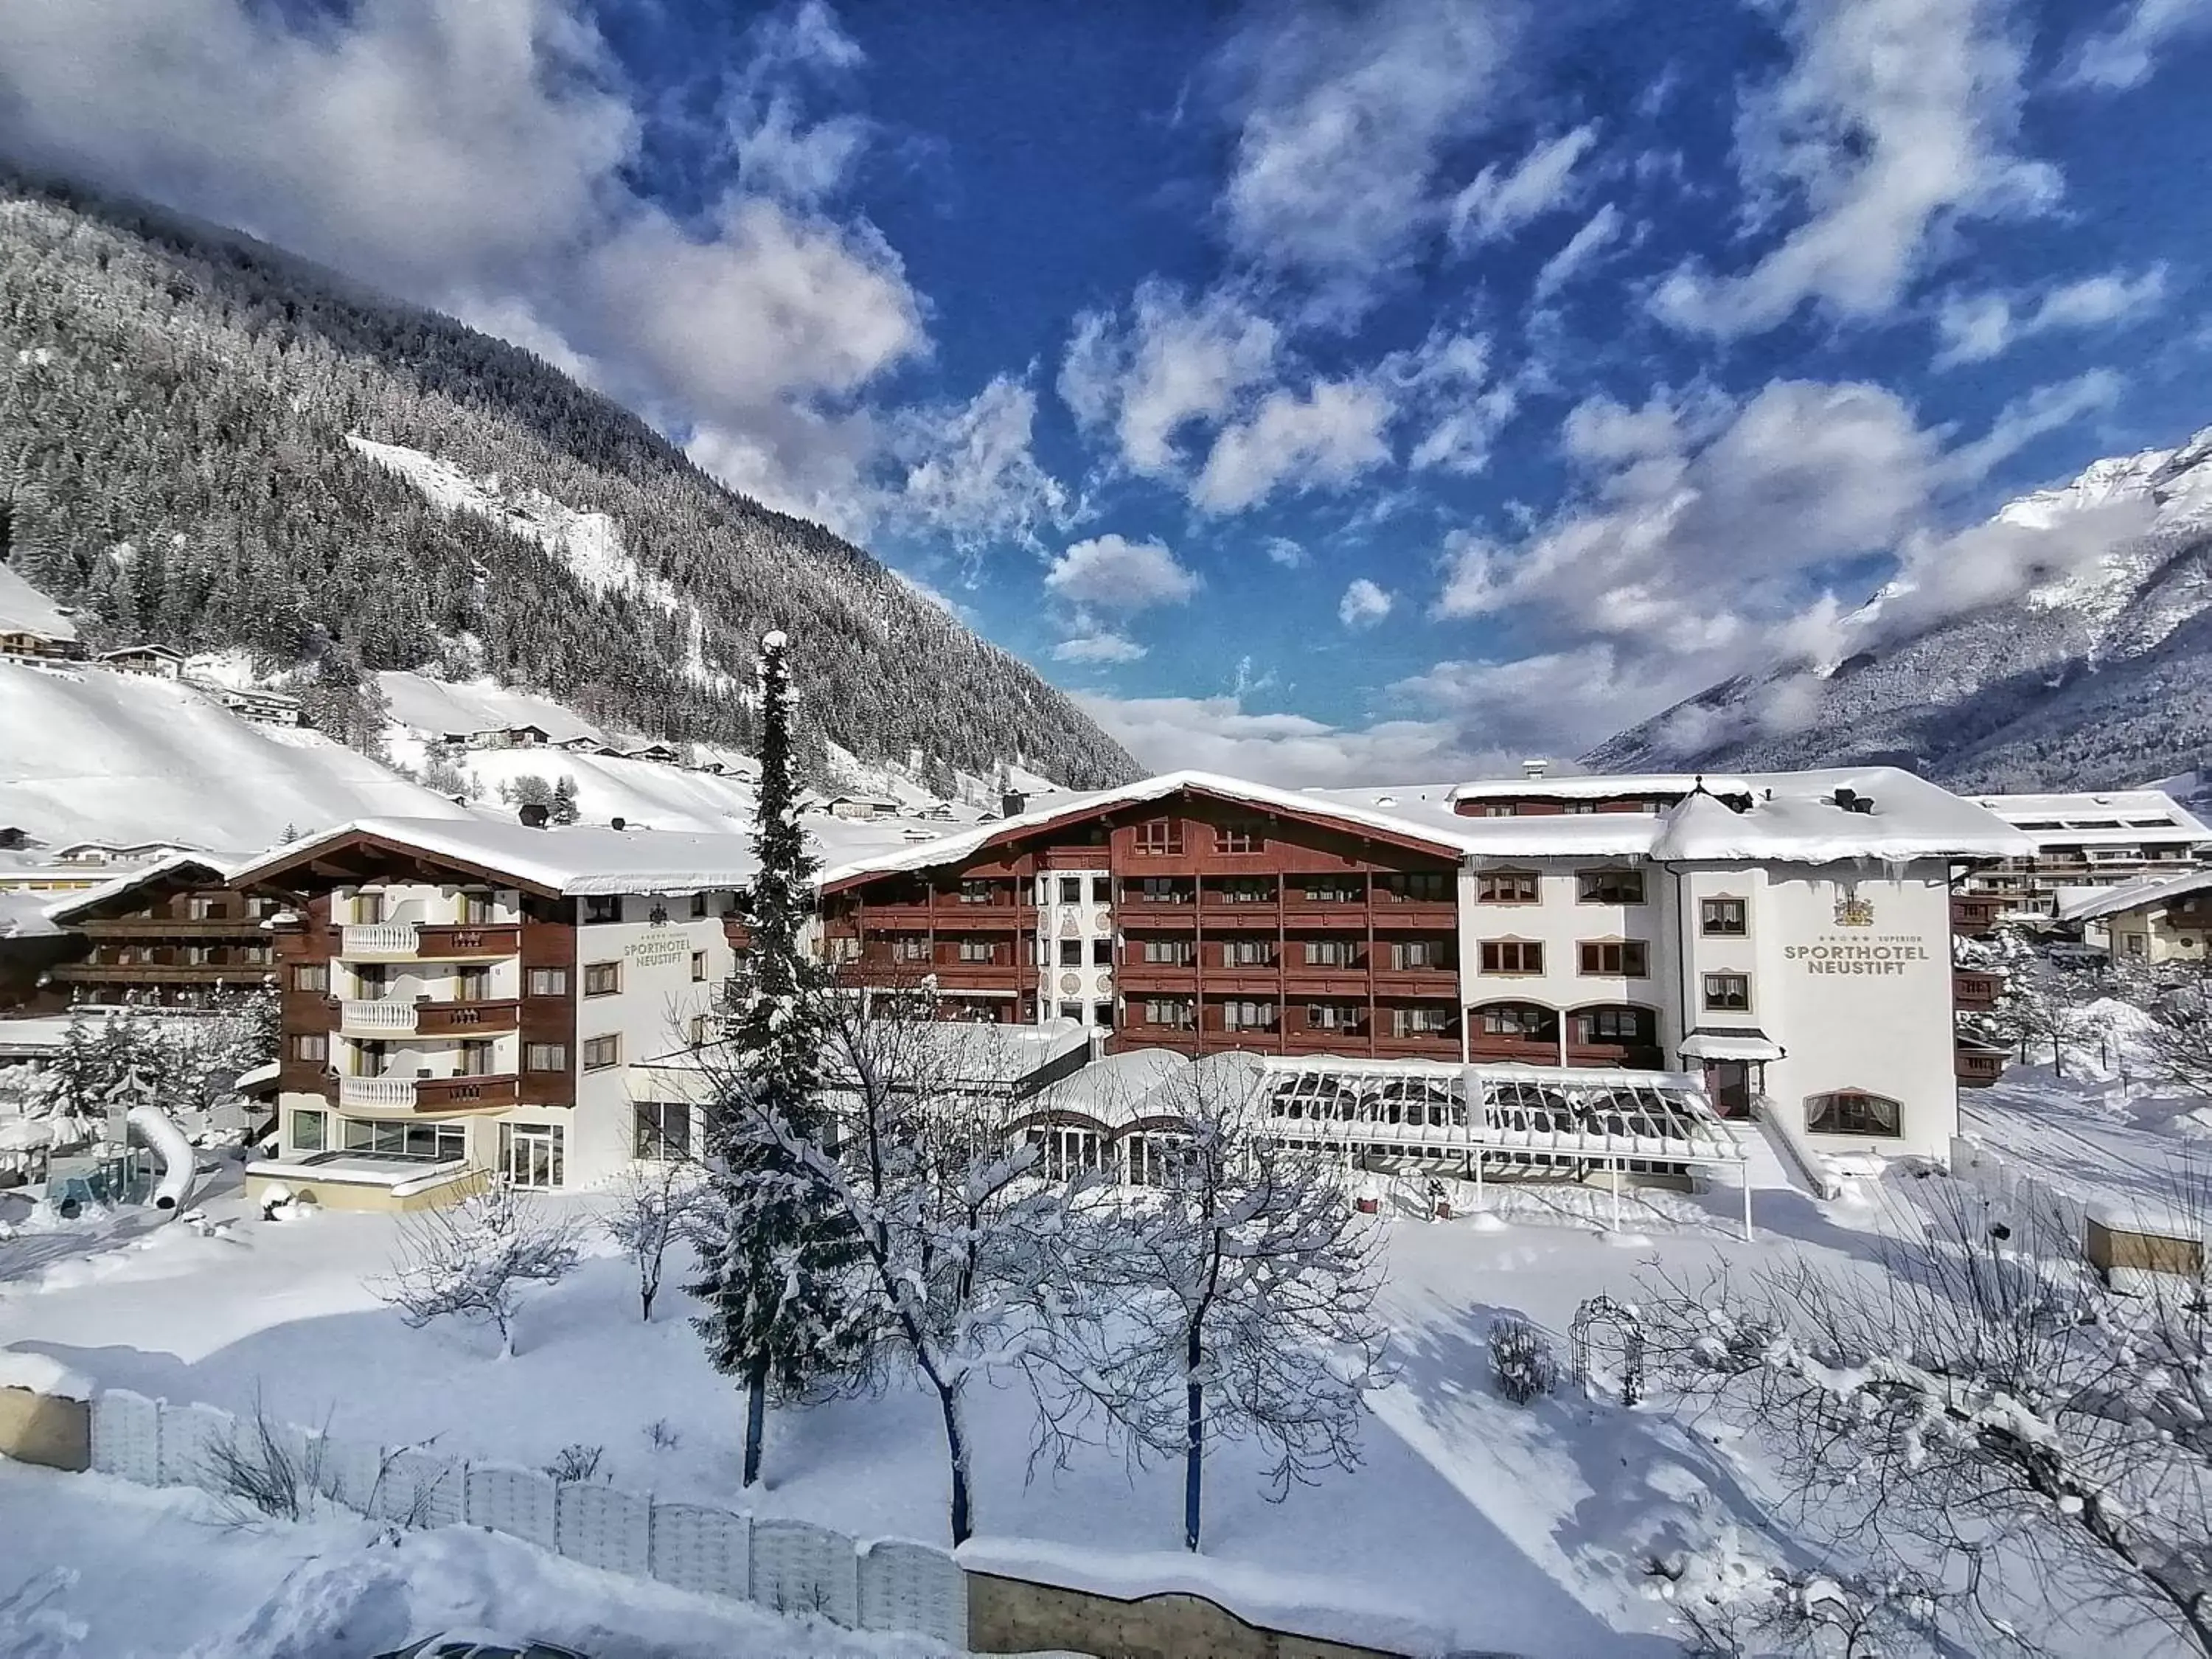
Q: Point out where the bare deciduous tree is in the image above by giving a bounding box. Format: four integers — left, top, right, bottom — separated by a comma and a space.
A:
602, 1159, 705, 1322
1641, 1175, 2212, 1655
377, 1180, 583, 1358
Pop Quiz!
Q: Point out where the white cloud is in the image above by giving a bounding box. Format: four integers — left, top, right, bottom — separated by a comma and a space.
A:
890, 375, 1071, 550
1052, 633, 1148, 664
1652, 0, 2056, 337
1338, 578, 1395, 630
1933, 266, 2168, 366
1531, 203, 1625, 299
1217, 0, 1520, 312
723, 0, 871, 204
1447, 125, 1598, 248
2062, 0, 2212, 89
1938, 369, 2124, 484
1194, 380, 1394, 513
1059, 282, 1280, 479
1043, 535, 1201, 612
0, 0, 928, 519
1076, 691, 1500, 790
1264, 537, 1308, 568
1384, 328, 1516, 475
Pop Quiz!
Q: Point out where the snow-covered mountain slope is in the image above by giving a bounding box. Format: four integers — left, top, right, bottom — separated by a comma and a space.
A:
1589, 428, 2212, 790
0, 659, 470, 855
0, 170, 1137, 791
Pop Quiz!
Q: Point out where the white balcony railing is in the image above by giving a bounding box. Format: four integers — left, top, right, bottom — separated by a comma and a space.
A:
340, 922, 420, 958
339, 1075, 419, 1109
341, 1000, 418, 1033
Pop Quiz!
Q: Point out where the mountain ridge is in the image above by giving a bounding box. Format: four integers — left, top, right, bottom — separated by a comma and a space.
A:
0, 167, 1138, 793
1586, 425, 2212, 793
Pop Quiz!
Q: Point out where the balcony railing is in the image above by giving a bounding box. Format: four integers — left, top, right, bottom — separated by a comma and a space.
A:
1954, 971, 2003, 1012
1956, 1048, 2006, 1087
341, 999, 419, 1033
336, 998, 522, 1037
337, 1073, 521, 1110
338, 922, 521, 959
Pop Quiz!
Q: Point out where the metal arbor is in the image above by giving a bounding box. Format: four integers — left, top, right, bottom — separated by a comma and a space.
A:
1569, 1293, 1646, 1405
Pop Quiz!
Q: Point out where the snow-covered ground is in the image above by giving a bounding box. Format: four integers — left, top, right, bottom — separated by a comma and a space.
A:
0, 1461, 949, 1658
1, 1154, 1888, 1658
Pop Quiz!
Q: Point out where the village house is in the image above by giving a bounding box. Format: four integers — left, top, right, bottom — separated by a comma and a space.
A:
2060, 868, 2212, 964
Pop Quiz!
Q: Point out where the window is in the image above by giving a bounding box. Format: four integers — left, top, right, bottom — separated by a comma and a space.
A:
1092, 1001, 1115, 1029
959, 939, 995, 964
1141, 938, 1194, 965
1133, 818, 1184, 856
1223, 938, 1272, 967
1577, 1007, 1650, 1043
1578, 940, 1649, 977
459, 889, 495, 924
456, 1040, 495, 1077
634, 1100, 691, 1161
288, 1033, 327, 1065
1700, 896, 1747, 936
1059, 939, 1083, 967
350, 891, 384, 925
1478, 803, 1516, 818
1144, 998, 1195, 1029
1480, 1004, 1553, 1038
1577, 869, 1646, 905
291, 963, 328, 993
1302, 938, 1356, 967
1479, 940, 1543, 975
1478, 870, 1539, 904
525, 1041, 569, 1072
1133, 877, 1188, 904
526, 967, 569, 997
1222, 999, 1276, 1031
582, 1034, 621, 1071
583, 961, 621, 997
582, 895, 622, 924
290, 1109, 326, 1152
1391, 1006, 1454, 1037
957, 880, 998, 905
1059, 877, 1083, 905
1213, 877, 1274, 905
1214, 821, 1265, 855
345, 1119, 467, 1163
891, 935, 931, 962
498, 1121, 565, 1188
184, 945, 215, 966
1562, 801, 1597, 815
1091, 939, 1113, 966
187, 894, 218, 921
1703, 973, 1751, 1012
1300, 877, 1362, 904
1389, 939, 1449, 970
690, 892, 712, 919
1382, 872, 1452, 903
1307, 1001, 1362, 1032
690, 950, 709, 982
1057, 1001, 1082, 1021
689, 1013, 714, 1047
456, 965, 491, 1003
1804, 1091, 1902, 1138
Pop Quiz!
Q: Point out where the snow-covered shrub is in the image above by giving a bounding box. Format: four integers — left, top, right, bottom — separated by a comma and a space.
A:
644, 1418, 681, 1452
1488, 1314, 1557, 1405
376, 1181, 583, 1357
543, 1443, 604, 1484
204, 1397, 333, 1524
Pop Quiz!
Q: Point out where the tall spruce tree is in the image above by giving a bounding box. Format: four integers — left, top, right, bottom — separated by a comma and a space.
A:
689, 631, 869, 1486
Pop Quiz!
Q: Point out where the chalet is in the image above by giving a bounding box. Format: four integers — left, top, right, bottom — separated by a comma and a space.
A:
557, 736, 623, 756
0, 565, 84, 664
824, 793, 902, 822
0, 630, 79, 664
98, 644, 188, 678
38, 855, 277, 1010
2060, 869, 2212, 964
230, 816, 757, 1209
445, 724, 552, 751
622, 742, 682, 765
196, 682, 303, 726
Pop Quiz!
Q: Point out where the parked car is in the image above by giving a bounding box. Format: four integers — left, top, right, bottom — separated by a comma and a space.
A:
372, 1638, 588, 1659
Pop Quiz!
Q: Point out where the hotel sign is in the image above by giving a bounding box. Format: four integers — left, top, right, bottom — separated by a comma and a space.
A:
1784, 936, 1934, 976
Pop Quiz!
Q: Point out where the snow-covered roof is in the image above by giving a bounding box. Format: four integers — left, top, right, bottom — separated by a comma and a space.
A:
1443, 773, 1753, 802
44, 850, 237, 925
2057, 866, 2212, 925
229, 816, 764, 897
641, 1018, 1091, 1088
1022, 1047, 1195, 1129
1677, 1029, 1786, 1062
0, 891, 63, 940
98, 644, 184, 661
0, 564, 77, 641
824, 765, 2031, 884
1970, 789, 2212, 844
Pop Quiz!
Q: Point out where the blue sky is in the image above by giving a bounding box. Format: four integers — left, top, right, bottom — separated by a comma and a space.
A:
2, 0, 2208, 783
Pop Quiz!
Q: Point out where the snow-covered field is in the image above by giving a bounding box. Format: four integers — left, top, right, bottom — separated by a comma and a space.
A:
0, 1461, 947, 1658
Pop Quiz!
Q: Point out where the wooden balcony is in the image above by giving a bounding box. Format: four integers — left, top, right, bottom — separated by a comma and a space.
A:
1204, 970, 1284, 996
338, 922, 521, 960
1372, 967, 1458, 997
1117, 963, 1199, 994
336, 1072, 521, 1110
1950, 896, 2003, 933
1956, 1047, 2006, 1087
1371, 1032, 1461, 1059
1120, 906, 1198, 930
52, 961, 272, 986
1197, 900, 1281, 925
926, 963, 1021, 992
1279, 967, 1371, 996
74, 918, 263, 940
1280, 905, 1372, 929
1468, 1037, 1559, 1065
1953, 970, 2003, 1012
1284, 1028, 1371, 1054
1370, 901, 1456, 928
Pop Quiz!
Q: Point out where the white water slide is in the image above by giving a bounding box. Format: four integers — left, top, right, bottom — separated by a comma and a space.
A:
125, 1105, 198, 1211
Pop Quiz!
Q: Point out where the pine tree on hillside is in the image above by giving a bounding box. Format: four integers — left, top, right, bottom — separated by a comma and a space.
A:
689, 630, 870, 1487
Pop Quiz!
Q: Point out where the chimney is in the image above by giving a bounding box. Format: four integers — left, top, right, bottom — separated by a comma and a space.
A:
611, 815, 627, 831
518, 802, 549, 830
1001, 791, 1026, 819
1522, 758, 1550, 780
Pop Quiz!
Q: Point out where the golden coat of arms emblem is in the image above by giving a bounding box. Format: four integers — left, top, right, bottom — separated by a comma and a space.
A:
1834, 892, 1874, 927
